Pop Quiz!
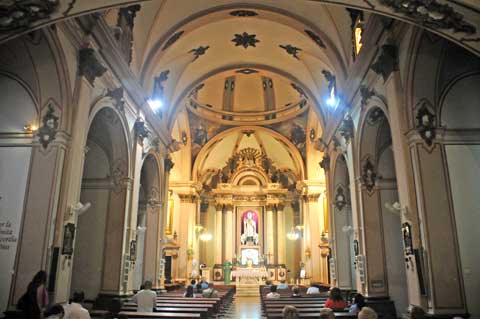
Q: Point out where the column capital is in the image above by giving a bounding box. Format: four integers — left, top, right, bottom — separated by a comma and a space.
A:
303, 194, 321, 203
177, 194, 198, 203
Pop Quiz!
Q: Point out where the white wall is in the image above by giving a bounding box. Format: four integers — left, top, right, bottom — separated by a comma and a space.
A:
446, 145, 480, 319
0, 147, 31, 312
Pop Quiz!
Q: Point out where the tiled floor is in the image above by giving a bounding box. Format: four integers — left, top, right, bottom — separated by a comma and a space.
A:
222, 296, 263, 319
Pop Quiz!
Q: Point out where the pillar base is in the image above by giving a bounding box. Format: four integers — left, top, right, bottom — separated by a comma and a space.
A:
365, 297, 397, 319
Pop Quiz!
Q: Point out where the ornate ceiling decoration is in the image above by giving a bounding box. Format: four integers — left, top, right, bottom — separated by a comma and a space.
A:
163, 30, 184, 51
230, 10, 258, 17
235, 68, 259, 75
279, 44, 302, 60
232, 32, 260, 49
371, 43, 399, 81
304, 29, 326, 48
415, 100, 437, 147
379, 0, 476, 34
0, 0, 59, 31
189, 45, 210, 61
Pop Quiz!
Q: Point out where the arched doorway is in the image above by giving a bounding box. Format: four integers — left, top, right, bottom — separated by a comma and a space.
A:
358, 107, 408, 313
71, 107, 129, 299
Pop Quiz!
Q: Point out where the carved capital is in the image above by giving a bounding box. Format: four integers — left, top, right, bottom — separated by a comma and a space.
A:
164, 156, 174, 173
319, 154, 330, 171
178, 194, 198, 203
133, 118, 150, 141
371, 43, 398, 81
303, 194, 320, 203
338, 115, 354, 143
79, 48, 107, 85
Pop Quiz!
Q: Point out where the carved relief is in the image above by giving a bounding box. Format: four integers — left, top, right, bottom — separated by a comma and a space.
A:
371, 44, 398, 81
111, 159, 129, 193
164, 156, 174, 172
279, 44, 302, 60
415, 101, 436, 146
319, 154, 330, 171
106, 87, 125, 112
359, 85, 374, 109
338, 115, 354, 143
37, 104, 59, 149
79, 48, 107, 85
133, 118, 149, 141
379, 0, 476, 34
334, 186, 348, 211
232, 32, 259, 49
0, 0, 59, 32
367, 108, 385, 126
361, 158, 377, 193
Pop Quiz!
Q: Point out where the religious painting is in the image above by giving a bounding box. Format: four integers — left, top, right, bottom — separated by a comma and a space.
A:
277, 267, 287, 281
62, 223, 75, 256
240, 210, 259, 245
267, 267, 276, 281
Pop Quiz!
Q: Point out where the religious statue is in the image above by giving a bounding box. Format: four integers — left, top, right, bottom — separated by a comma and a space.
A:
241, 211, 259, 245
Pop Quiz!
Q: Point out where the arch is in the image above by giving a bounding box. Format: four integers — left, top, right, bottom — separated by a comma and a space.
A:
192, 126, 306, 181
167, 64, 326, 131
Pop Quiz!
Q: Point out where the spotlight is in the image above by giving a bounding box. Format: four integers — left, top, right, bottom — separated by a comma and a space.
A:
326, 96, 337, 107
148, 98, 163, 112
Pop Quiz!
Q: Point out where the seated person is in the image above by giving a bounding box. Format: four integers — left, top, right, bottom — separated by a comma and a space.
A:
325, 287, 348, 310
132, 281, 157, 312
319, 308, 335, 319
65, 291, 91, 319
358, 306, 378, 319
44, 304, 65, 319
409, 305, 425, 319
202, 282, 219, 298
291, 286, 302, 298
278, 280, 288, 289
200, 279, 209, 290
183, 285, 195, 298
349, 293, 365, 313
282, 305, 299, 319
266, 285, 281, 299
189, 279, 196, 288
306, 283, 320, 294
195, 282, 203, 293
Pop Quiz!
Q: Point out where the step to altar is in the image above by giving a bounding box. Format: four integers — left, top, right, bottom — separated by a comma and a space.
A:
236, 284, 260, 297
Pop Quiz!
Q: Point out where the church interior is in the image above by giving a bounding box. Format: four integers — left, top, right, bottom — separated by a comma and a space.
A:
0, 1, 479, 318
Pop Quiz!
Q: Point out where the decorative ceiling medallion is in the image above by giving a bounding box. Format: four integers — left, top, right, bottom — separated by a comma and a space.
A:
236, 68, 258, 75
232, 32, 260, 49
0, 0, 59, 32
279, 44, 302, 60
361, 158, 377, 193
367, 108, 384, 125
334, 186, 348, 211
415, 101, 436, 146
189, 45, 210, 61
304, 29, 326, 48
291, 83, 307, 98
379, 0, 476, 34
162, 30, 184, 51
230, 10, 258, 17
371, 44, 398, 81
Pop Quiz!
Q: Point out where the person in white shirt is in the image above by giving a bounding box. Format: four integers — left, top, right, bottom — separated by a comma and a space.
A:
266, 285, 281, 299
132, 281, 157, 312
64, 291, 90, 319
306, 284, 320, 294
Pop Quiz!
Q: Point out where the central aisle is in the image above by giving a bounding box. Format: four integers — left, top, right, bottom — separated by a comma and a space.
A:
223, 296, 263, 319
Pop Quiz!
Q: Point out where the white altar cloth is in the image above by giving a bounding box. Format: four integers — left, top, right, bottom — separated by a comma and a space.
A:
232, 268, 268, 278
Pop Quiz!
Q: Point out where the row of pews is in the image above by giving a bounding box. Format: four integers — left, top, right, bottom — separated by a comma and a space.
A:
260, 286, 357, 319
92, 285, 235, 319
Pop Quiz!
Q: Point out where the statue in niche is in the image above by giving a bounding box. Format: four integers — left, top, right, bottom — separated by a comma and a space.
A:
241, 211, 259, 245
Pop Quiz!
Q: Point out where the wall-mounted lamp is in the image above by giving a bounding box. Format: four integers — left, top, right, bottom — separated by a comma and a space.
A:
23, 124, 38, 132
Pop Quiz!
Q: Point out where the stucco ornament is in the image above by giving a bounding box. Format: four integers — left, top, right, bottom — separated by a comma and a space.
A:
0, 0, 59, 31
37, 104, 59, 149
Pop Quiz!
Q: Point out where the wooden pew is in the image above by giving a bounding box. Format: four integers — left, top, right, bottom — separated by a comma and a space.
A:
119, 311, 201, 318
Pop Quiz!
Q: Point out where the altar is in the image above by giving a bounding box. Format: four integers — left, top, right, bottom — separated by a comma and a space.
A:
232, 267, 268, 296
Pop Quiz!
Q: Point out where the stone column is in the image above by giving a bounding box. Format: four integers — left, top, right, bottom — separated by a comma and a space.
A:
176, 194, 197, 280
214, 204, 223, 265
224, 205, 234, 263
265, 205, 275, 265
143, 200, 162, 286
303, 193, 323, 283
276, 205, 286, 265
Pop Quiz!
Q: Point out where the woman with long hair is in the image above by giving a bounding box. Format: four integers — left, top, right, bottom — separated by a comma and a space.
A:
18, 270, 49, 319
349, 293, 366, 313
324, 287, 348, 311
